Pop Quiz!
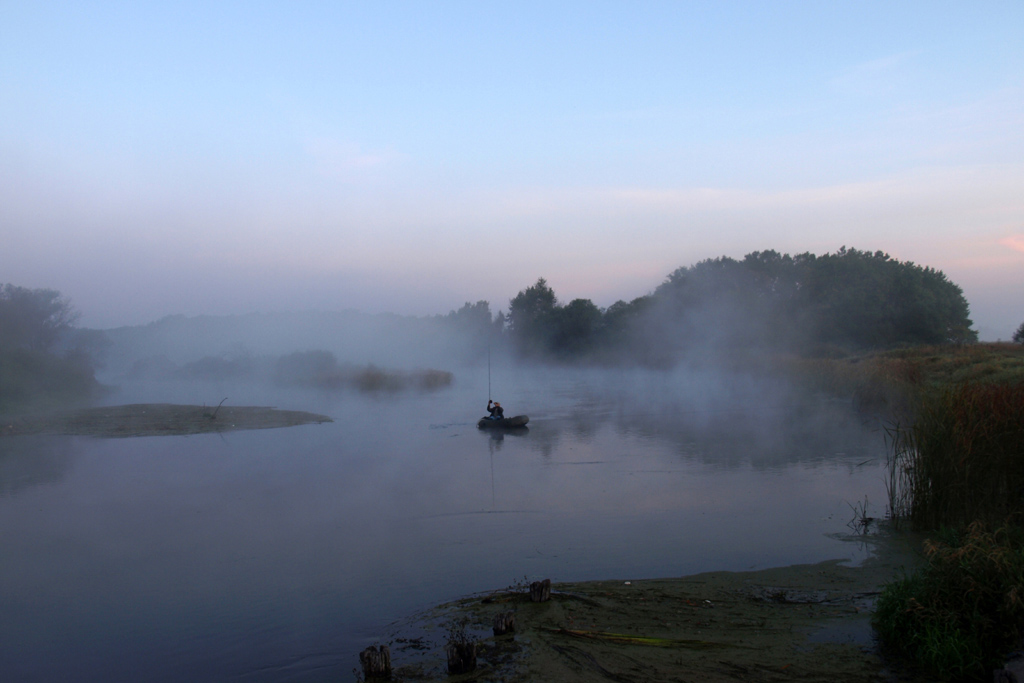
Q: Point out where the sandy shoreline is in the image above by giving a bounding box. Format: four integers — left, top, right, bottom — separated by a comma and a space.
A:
0, 403, 333, 438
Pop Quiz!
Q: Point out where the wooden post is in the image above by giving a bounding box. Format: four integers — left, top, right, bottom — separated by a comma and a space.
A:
492, 610, 516, 636
530, 579, 551, 602
446, 641, 477, 675
359, 645, 391, 680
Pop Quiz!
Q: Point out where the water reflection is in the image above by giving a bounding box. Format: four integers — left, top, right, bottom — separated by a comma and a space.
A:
0, 436, 75, 496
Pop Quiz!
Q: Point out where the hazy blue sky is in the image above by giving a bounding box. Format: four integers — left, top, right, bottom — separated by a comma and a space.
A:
2, 2, 1022, 338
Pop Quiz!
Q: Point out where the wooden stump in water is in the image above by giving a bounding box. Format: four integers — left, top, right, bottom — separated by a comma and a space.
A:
359, 645, 391, 680
492, 610, 516, 636
530, 579, 551, 602
446, 641, 477, 675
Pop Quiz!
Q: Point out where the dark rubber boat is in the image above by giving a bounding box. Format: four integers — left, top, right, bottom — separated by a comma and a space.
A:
477, 415, 529, 429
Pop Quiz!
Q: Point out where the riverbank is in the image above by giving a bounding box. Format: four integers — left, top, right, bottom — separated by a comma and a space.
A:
375, 530, 926, 682
0, 403, 332, 437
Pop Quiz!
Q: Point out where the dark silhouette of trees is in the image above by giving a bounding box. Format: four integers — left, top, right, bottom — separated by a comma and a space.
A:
0, 284, 79, 352
553, 298, 602, 356
649, 248, 976, 354
507, 278, 559, 356
499, 248, 977, 362
442, 301, 493, 336
1013, 321, 1024, 344
0, 284, 99, 413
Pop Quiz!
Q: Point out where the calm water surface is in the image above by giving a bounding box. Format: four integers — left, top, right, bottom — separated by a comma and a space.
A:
0, 367, 891, 681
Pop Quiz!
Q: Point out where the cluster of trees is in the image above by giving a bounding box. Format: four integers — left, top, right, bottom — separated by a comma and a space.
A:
648, 248, 976, 353
0, 284, 104, 413
447, 248, 979, 363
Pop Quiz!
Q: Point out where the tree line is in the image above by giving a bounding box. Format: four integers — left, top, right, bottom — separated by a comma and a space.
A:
0, 247, 1002, 410
443, 248, 982, 362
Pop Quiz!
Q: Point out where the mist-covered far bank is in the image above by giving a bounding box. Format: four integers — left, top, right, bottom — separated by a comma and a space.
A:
5, 244, 1010, 418
97, 309, 490, 380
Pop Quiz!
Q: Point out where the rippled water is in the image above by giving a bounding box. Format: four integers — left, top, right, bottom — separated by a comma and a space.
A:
0, 366, 891, 681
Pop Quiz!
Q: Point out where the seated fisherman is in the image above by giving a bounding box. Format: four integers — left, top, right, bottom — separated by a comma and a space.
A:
487, 399, 504, 419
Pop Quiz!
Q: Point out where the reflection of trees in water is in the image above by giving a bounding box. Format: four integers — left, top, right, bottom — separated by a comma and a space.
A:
517, 423, 559, 459
0, 436, 74, 496
531, 396, 881, 470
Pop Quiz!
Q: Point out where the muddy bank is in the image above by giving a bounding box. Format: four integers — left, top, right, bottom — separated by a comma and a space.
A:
378, 533, 926, 682
0, 403, 332, 438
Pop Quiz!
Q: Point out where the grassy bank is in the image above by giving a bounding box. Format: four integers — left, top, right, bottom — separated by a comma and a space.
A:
784, 342, 1024, 419
805, 343, 1024, 680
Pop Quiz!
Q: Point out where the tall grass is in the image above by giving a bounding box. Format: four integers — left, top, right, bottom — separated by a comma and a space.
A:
885, 383, 1024, 530
786, 343, 1024, 422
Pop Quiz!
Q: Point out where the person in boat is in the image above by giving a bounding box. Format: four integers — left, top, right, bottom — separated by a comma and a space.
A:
487, 399, 504, 420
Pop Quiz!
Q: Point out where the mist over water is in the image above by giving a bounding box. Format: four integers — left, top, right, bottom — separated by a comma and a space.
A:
0, 363, 891, 682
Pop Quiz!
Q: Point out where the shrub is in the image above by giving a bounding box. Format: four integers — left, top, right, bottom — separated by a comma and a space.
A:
0, 348, 99, 414
874, 522, 1024, 681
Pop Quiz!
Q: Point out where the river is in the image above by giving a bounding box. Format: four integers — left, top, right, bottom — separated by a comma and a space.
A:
0, 365, 891, 681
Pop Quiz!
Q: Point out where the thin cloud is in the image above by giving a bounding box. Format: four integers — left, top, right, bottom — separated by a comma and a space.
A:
998, 234, 1024, 254
830, 51, 920, 98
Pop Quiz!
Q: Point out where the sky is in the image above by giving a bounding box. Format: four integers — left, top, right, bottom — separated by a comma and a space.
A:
1, 2, 1022, 339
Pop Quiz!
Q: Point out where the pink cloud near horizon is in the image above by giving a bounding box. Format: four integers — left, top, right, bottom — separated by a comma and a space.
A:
998, 234, 1024, 254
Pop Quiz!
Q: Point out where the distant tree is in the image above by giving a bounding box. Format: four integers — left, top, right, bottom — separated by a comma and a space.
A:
648, 247, 977, 354
443, 301, 493, 333
602, 296, 652, 340
1013, 321, 1024, 344
0, 284, 79, 352
0, 284, 98, 412
59, 328, 113, 369
507, 278, 558, 356
799, 248, 976, 348
552, 298, 603, 356
492, 310, 506, 339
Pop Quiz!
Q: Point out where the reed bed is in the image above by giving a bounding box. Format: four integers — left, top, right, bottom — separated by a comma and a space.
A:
885, 383, 1024, 530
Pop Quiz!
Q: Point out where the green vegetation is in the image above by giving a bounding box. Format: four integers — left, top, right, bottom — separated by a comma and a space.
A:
122, 349, 453, 392
824, 344, 1024, 680
885, 383, 1024, 530
1013, 321, 1024, 344
0, 284, 103, 414
873, 523, 1024, 681
273, 351, 453, 392
488, 248, 977, 362
786, 342, 1024, 418
791, 343, 1024, 679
